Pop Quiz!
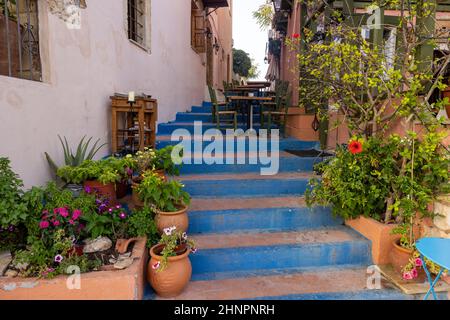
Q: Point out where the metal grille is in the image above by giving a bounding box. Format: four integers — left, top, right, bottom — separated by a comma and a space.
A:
127, 0, 145, 45
1, 0, 41, 81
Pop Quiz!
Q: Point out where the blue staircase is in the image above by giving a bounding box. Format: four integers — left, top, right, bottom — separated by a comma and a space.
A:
144, 101, 423, 300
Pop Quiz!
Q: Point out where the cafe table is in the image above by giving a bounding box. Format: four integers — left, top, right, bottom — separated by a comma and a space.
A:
227, 96, 272, 132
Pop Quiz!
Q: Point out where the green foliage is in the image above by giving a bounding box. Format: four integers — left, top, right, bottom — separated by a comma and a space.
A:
154, 146, 182, 176
136, 171, 190, 212
233, 48, 254, 78
82, 203, 129, 240
252, 0, 274, 30
45, 135, 106, 177
57, 158, 122, 185
128, 206, 159, 248
0, 158, 27, 228
306, 132, 450, 226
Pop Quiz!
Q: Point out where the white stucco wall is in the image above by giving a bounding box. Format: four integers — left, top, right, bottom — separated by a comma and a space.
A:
0, 0, 208, 188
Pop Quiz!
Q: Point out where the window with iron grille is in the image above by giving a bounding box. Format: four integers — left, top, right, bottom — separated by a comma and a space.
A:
0, 0, 41, 81
127, 0, 150, 49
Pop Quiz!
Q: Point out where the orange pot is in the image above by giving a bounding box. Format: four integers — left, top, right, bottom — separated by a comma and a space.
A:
155, 205, 189, 234
131, 181, 145, 208
147, 243, 192, 298
83, 180, 116, 203
390, 239, 414, 274
442, 88, 450, 118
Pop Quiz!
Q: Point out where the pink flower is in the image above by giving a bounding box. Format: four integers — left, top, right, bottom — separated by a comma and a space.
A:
68, 219, 75, 225
402, 271, 413, 280
39, 220, 50, 229
115, 204, 121, 209
52, 220, 60, 227
119, 212, 127, 219
72, 210, 82, 220
411, 268, 418, 278
415, 258, 423, 267
152, 262, 160, 270
58, 207, 69, 218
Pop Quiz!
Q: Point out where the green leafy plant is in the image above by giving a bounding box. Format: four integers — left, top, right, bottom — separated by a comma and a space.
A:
82, 202, 129, 240
45, 135, 106, 177
57, 158, 122, 185
306, 132, 450, 226
136, 171, 190, 212
152, 227, 195, 271
128, 206, 159, 248
154, 146, 182, 176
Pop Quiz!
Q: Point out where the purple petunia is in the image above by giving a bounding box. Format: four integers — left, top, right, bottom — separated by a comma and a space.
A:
54, 255, 64, 263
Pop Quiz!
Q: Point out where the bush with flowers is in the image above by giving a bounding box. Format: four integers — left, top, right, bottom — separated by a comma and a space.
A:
306, 130, 449, 226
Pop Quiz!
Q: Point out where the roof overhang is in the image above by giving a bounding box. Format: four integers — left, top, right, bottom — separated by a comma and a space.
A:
203, 0, 229, 8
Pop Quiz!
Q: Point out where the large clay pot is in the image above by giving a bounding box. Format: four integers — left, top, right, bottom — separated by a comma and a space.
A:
147, 243, 192, 298
390, 239, 414, 274
83, 180, 116, 203
155, 204, 189, 234
442, 88, 450, 118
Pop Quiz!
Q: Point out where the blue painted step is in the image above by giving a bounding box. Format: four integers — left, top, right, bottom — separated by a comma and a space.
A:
190, 230, 371, 276
191, 104, 263, 113
156, 136, 321, 151
189, 206, 342, 234
180, 155, 319, 174
176, 112, 261, 123
180, 173, 313, 198
158, 122, 275, 135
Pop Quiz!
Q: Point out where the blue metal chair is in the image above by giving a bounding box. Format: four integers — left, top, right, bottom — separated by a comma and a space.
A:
416, 238, 450, 300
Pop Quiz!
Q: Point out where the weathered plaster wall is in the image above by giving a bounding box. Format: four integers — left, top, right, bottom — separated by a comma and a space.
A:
0, 0, 209, 188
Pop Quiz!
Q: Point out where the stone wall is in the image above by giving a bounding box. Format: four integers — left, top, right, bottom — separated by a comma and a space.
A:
422, 196, 450, 239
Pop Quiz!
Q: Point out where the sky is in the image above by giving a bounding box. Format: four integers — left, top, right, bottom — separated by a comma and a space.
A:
233, 0, 269, 80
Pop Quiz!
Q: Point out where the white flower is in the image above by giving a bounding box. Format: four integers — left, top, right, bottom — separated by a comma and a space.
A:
182, 232, 187, 240
163, 228, 172, 236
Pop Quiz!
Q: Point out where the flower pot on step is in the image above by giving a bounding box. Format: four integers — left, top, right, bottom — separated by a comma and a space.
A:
83, 180, 116, 203
116, 180, 128, 199
155, 204, 189, 234
147, 243, 192, 298
131, 180, 145, 208
390, 239, 414, 274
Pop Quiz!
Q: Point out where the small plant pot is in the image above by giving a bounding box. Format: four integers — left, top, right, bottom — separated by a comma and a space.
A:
65, 184, 83, 198
390, 239, 414, 274
131, 181, 145, 208
83, 180, 117, 203
155, 204, 189, 234
116, 180, 128, 199
147, 243, 192, 298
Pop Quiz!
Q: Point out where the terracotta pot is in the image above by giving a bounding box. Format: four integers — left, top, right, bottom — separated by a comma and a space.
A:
116, 180, 128, 199
147, 243, 192, 298
442, 88, 450, 118
155, 204, 189, 234
84, 180, 117, 203
390, 239, 414, 274
131, 181, 145, 208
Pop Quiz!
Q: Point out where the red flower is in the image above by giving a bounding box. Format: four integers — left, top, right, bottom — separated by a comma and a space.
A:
348, 140, 363, 154
292, 33, 300, 39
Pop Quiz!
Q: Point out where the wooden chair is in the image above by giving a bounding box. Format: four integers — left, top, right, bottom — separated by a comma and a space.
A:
260, 80, 289, 127
263, 87, 292, 137
208, 85, 237, 130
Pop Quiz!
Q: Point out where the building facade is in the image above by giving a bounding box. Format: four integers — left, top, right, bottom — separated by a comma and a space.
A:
0, 0, 233, 187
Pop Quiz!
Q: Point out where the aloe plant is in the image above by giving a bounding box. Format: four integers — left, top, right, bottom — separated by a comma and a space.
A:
45, 135, 106, 177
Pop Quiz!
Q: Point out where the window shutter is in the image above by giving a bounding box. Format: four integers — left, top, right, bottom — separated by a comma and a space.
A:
191, 9, 206, 53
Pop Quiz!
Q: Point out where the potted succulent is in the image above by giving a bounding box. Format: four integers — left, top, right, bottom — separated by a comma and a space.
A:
147, 227, 196, 297
136, 171, 190, 233
45, 135, 106, 196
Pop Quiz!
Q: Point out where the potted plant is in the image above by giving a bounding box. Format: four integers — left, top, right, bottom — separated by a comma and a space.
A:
136, 171, 190, 233
57, 159, 121, 203
147, 227, 196, 297
45, 135, 106, 196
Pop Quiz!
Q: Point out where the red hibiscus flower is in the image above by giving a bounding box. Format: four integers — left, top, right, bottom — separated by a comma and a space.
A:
292, 33, 300, 39
348, 140, 363, 154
